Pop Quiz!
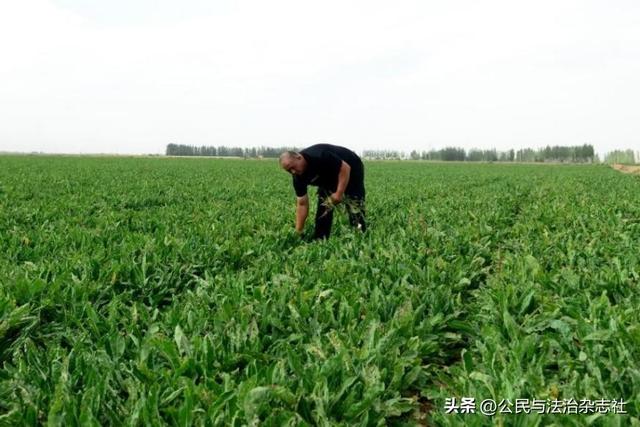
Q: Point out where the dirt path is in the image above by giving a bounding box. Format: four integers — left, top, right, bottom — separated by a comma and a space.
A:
612, 164, 640, 175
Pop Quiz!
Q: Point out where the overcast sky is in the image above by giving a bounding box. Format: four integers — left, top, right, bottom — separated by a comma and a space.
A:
1, 0, 639, 156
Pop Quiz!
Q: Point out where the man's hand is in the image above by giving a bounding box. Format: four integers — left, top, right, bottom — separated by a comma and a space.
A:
280, 227, 304, 248
330, 192, 343, 204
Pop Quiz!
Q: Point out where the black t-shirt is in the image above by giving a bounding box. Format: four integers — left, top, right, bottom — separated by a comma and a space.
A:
293, 144, 362, 197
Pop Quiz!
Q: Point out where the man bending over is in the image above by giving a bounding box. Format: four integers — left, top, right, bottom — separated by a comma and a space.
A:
279, 144, 366, 240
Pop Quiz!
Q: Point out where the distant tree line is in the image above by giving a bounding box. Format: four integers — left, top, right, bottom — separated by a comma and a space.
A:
365, 144, 597, 163
166, 143, 637, 164
166, 144, 297, 158
603, 149, 638, 164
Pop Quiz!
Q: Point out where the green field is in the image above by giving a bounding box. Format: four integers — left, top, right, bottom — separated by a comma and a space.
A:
1, 156, 639, 426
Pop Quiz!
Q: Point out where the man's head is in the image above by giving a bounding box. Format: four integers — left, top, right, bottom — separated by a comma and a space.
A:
279, 151, 307, 176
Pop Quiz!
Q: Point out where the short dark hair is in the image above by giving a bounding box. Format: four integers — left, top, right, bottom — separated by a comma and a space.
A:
279, 151, 301, 164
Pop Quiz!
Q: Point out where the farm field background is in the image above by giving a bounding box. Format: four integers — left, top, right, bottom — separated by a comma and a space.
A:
1, 156, 639, 425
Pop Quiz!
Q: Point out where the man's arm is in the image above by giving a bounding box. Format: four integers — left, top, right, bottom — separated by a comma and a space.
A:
295, 194, 309, 233
331, 161, 351, 203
